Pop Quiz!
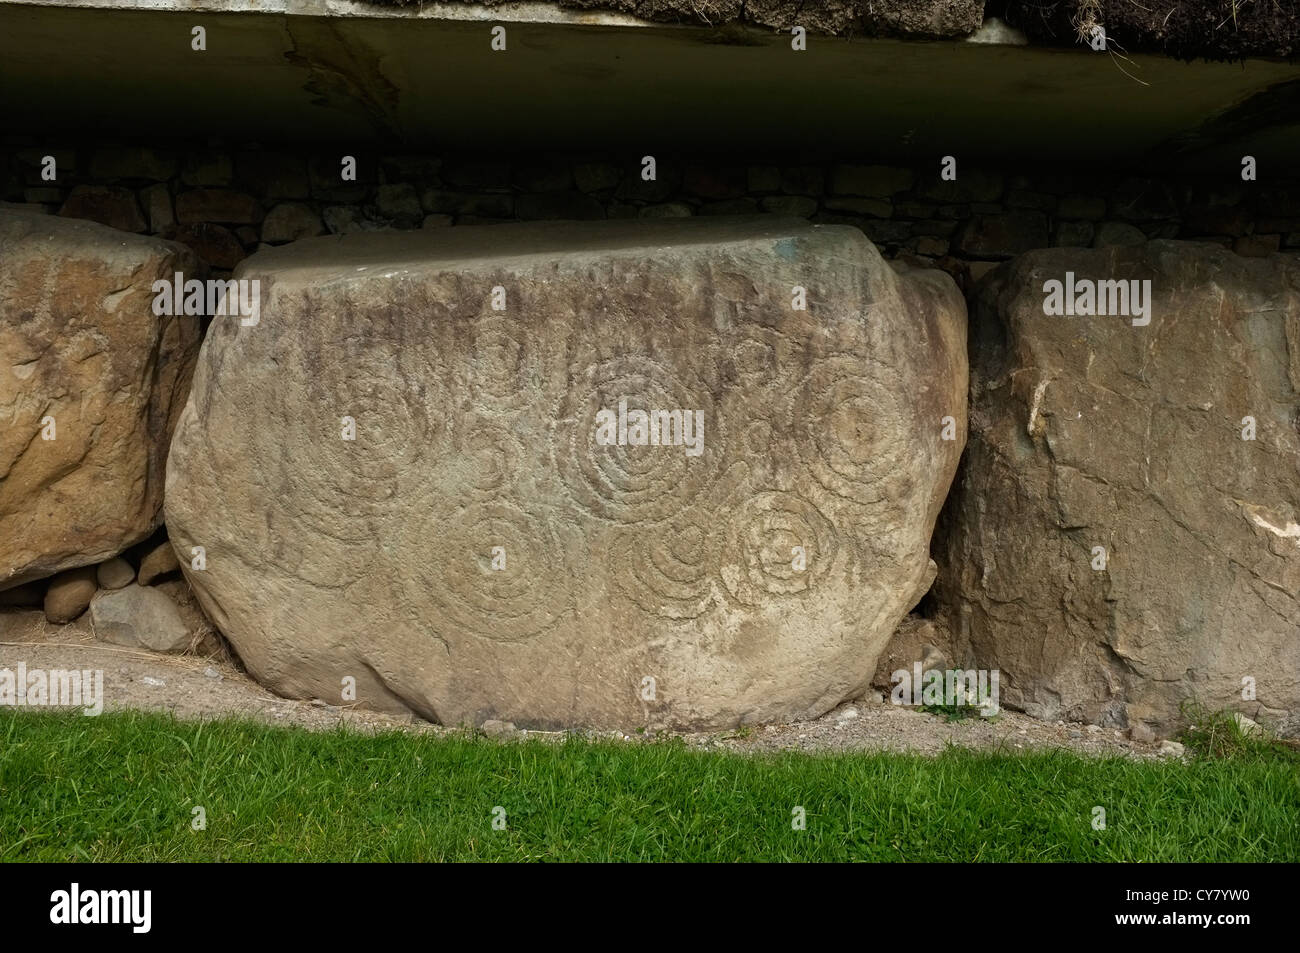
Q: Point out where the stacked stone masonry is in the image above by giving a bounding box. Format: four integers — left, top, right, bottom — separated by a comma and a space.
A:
6, 141, 1298, 287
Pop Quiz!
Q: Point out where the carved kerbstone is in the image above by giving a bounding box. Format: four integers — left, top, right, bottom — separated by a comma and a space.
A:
165, 218, 967, 729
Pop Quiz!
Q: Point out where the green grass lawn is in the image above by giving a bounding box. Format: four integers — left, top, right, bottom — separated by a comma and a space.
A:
1, 710, 1297, 861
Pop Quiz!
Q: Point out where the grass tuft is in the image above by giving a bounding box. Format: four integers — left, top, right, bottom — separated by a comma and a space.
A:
1179, 701, 1300, 763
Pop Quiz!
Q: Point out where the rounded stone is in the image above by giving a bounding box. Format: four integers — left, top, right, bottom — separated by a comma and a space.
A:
89, 585, 191, 653
96, 557, 135, 590
43, 566, 98, 623
137, 539, 181, 585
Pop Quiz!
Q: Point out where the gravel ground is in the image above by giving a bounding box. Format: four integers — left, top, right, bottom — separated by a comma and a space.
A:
1, 608, 1169, 759
679, 699, 1165, 759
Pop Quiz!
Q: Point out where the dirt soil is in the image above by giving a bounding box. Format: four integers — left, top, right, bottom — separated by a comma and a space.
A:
365, 0, 1300, 60
1, 609, 1170, 759
367, 0, 985, 41
992, 0, 1300, 62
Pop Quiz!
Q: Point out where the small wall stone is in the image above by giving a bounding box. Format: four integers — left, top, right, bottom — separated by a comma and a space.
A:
59, 185, 146, 232
261, 202, 324, 243
830, 163, 913, 197
954, 210, 1049, 259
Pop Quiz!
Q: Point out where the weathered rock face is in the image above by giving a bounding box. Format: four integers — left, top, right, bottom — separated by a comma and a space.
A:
0, 209, 202, 588
166, 218, 966, 729
939, 241, 1300, 735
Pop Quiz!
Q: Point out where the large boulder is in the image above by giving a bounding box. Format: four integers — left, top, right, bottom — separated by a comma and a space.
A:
166, 218, 966, 729
0, 210, 202, 588
939, 241, 1300, 735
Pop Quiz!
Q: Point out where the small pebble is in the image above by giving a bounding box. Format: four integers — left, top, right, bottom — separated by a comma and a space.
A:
141, 676, 165, 687
203, 666, 222, 680
480, 718, 518, 739
1158, 740, 1186, 758
1129, 723, 1156, 743
1232, 713, 1261, 736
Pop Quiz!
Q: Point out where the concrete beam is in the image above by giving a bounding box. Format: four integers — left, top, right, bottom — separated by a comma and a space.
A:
2, 1, 1298, 165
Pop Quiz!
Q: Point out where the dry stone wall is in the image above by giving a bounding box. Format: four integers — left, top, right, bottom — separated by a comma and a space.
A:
6, 140, 1298, 285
